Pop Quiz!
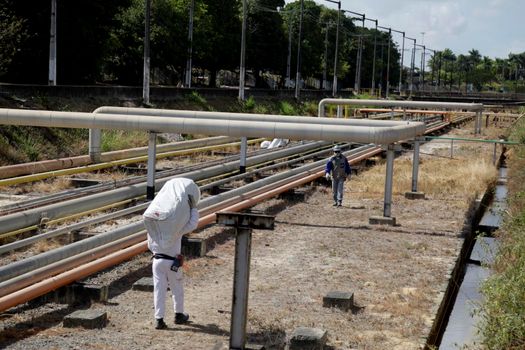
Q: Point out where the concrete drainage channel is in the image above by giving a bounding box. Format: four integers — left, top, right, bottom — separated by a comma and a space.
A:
427, 151, 507, 349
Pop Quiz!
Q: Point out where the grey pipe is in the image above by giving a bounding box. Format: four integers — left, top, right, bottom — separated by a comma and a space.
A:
0, 141, 327, 234
318, 98, 484, 118
0, 144, 369, 283
94, 106, 420, 128
0, 108, 426, 145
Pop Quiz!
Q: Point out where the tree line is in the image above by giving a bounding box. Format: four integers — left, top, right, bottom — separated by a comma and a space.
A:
0, 0, 523, 93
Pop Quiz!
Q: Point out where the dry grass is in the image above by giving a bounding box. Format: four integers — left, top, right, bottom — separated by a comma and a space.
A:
351, 152, 497, 201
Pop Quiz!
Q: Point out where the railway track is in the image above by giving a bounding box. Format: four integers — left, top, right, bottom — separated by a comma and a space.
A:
0, 113, 474, 312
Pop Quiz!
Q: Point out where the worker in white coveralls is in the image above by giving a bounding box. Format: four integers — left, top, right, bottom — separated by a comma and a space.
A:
142, 178, 200, 330
325, 145, 351, 207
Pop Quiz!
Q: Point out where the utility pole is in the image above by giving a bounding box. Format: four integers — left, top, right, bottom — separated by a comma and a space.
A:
294, 0, 304, 100
378, 26, 391, 98
239, 0, 247, 100
48, 0, 57, 86
392, 30, 405, 95
407, 37, 416, 97
371, 19, 378, 96
286, 23, 293, 88
185, 0, 195, 88
143, 0, 151, 105
332, 0, 341, 97
323, 22, 329, 90
344, 10, 365, 94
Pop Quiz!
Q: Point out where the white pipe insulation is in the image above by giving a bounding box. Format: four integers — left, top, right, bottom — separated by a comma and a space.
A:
93, 106, 424, 128
0, 109, 426, 145
318, 98, 484, 118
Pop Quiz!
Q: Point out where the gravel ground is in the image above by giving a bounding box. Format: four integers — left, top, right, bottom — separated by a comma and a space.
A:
0, 123, 501, 350
0, 185, 469, 350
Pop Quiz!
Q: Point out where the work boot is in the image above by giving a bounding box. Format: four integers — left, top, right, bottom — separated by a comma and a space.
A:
155, 318, 168, 330
175, 312, 190, 324
332, 202, 338, 207
337, 201, 342, 207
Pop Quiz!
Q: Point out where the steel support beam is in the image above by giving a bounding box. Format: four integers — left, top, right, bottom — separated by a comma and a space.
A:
239, 137, 247, 173
216, 211, 275, 350
146, 132, 157, 200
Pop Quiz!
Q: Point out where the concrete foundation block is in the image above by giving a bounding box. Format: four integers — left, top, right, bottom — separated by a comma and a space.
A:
70, 283, 109, 302
369, 216, 396, 226
405, 191, 426, 200
278, 189, 306, 201
289, 327, 327, 350
182, 237, 206, 257
63, 309, 107, 329
323, 291, 354, 311
132, 277, 154, 292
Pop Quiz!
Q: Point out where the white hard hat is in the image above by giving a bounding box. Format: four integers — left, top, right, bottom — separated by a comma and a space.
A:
333, 145, 342, 152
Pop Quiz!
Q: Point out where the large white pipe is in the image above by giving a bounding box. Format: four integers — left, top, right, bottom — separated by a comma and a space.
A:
318, 98, 484, 118
0, 109, 425, 145
93, 106, 420, 128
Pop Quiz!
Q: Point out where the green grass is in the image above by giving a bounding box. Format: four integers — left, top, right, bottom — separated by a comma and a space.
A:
101, 130, 149, 152
479, 117, 525, 349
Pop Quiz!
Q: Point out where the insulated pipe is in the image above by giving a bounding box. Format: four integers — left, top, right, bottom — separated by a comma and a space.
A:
318, 98, 483, 118
0, 141, 328, 234
93, 106, 421, 128
0, 136, 237, 180
0, 109, 426, 145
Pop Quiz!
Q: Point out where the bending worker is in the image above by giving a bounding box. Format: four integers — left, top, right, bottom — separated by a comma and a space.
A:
325, 145, 351, 207
143, 178, 200, 330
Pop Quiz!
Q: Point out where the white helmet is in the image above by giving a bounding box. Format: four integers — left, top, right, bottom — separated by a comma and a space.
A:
332, 145, 342, 152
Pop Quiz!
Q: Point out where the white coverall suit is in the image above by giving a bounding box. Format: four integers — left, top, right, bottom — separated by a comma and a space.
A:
143, 178, 200, 320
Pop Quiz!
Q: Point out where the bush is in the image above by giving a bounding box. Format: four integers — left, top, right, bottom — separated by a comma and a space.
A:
479, 118, 525, 349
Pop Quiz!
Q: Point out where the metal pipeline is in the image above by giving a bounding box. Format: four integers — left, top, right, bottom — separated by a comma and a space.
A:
0, 136, 237, 179
0, 138, 264, 187
0, 109, 426, 144
0, 146, 382, 312
318, 98, 484, 118
0, 141, 328, 235
93, 106, 425, 127
0, 145, 376, 284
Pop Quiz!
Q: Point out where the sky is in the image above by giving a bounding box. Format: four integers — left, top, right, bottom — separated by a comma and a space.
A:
286, 0, 525, 60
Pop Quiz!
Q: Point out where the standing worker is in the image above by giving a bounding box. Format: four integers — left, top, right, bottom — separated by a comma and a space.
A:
325, 145, 351, 207
143, 178, 200, 330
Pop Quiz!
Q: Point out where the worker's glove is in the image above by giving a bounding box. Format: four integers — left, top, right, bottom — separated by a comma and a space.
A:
325, 173, 331, 181
188, 194, 197, 209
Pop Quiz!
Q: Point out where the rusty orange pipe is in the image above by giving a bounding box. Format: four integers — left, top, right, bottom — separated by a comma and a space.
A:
0, 147, 382, 312
0, 232, 146, 298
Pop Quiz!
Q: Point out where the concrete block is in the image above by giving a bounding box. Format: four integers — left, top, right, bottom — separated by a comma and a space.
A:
289, 327, 327, 350
182, 237, 206, 257
132, 277, 154, 292
70, 283, 109, 302
323, 291, 354, 311
405, 191, 425, 200
278, 189, 306, 201
63, 310, 107, 329
369, 216, 396, 226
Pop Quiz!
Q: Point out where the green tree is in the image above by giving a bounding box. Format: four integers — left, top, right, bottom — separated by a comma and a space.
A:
245, 0, 286, 87
4, 0, 130, 84
0, 0, 28, 77
198, 0, 241, 87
